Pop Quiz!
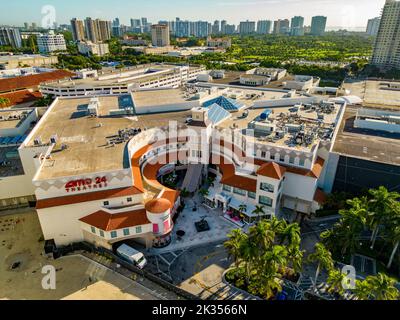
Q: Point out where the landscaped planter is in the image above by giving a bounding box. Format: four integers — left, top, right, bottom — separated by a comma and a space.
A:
222, 268, 263, 300
222, 268, 301, 300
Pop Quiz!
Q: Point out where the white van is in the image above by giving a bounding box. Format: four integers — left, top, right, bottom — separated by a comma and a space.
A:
116, 244, 147, 269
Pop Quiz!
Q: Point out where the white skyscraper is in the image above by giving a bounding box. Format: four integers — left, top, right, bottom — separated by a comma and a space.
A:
366, 17, 381, 36
239, 21, 256, 35
0, 27, 22, 48
37, 31, 67, 53
371, 0, 400, 69
257, 20, 272, 34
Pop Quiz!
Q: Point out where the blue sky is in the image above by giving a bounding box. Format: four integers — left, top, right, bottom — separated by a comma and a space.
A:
0, 0, 386, 28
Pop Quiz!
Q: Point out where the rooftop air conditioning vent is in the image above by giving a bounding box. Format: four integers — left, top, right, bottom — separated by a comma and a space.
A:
50, 134, 58, 144
33, 137, 42, 146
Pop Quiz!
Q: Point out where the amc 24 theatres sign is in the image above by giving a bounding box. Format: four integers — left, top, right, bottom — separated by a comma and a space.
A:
65, 176, 108, 193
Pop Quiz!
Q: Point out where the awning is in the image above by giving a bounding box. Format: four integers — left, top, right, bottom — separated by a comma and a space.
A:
228, 197, 257, 217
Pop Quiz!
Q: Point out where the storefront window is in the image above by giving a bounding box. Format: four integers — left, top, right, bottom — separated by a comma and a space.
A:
259, 195, 273, 207
233, 187, 246, 196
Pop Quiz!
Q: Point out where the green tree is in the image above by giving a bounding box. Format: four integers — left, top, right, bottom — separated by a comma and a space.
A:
198, 188, 209, 199
368, 187, 400, 249
387, 225, 400, 269
355, 273, 400, 300
252, 205, 266, 222
224, 218, 303, 299
326, 269, 346, 297
225, 229, 247, 269
0, 97, 10, 108
308, 243, 334, 288
238, 204, 247, 220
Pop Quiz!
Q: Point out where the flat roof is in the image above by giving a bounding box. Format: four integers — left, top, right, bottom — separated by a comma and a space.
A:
209, 71, 295, 89
342, 80, 400, 109
27, 96, 192, 180
132, 88, 197, 107
0, 109, 32, 130
217, 101, 342, 151
332, 106, 400, 165
42, 64, 204, 88
0, 54, 54, 63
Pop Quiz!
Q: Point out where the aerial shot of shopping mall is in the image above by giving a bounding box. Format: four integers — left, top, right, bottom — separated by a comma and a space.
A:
1, 0, 400, 309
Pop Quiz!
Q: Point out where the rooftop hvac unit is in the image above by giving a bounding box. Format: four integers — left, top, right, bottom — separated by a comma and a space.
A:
33, 137, 42, 146
275, 130, 285, 139
87, 104, 99, 117
50, 134, 58, 144
285, 124, 302, 133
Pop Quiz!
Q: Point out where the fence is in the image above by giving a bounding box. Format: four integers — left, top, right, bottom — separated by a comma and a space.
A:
55, 241, 198, 300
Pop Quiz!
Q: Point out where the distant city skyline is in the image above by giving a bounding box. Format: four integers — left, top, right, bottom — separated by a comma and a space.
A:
0, 0, 386, 30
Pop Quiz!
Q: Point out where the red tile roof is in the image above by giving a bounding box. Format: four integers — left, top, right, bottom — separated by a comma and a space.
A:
0, 70, 74, 93
0, 90, 42, 108
257, 162, 286, 180
145, 198, 171, 214
79, 208, 150, 231
133, 145, 183, 208
36, 186, 142, 209
211, 155, 257, 192
254, 157, 325, 179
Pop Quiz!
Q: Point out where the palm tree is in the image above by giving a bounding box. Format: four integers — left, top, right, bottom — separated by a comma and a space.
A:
262, 245, 288, 271
368, 187, 400, 249
280, 222, 301, 248
354, 279, 371, 300
239, 234, 259, 285
326, 269, 346, 297
238, 204, 247, 222
249, 267, 283, 300
248, 219, 276, 253
224, 229, 247, 268
252, 205, 266, 222
308, 243, 334, 288
356, 273, 400, 300
337, 202, 367, 256
269, 216, 287, 236
286, 246, 304, 275
199, 188, 209, 199
387, 225, 400, 269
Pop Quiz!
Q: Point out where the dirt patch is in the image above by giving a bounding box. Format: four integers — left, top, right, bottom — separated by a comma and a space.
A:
4, 250, 33, 272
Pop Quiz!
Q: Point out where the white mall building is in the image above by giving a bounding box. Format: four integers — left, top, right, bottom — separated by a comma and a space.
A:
4, 84, 347, 250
